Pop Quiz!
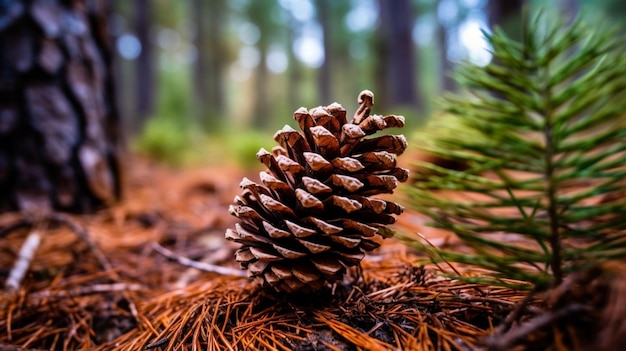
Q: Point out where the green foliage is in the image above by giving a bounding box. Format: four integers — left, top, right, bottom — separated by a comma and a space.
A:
133, 52, 274, 167
405, 13, 626, 290
133, 117, 192, 165
134, 120, 275, 169
133, 68, 194, 165
225, 129, 273, 169
154, 68, 192, 123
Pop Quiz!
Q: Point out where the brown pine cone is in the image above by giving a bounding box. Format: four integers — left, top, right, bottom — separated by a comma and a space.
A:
226, 90, 409, 293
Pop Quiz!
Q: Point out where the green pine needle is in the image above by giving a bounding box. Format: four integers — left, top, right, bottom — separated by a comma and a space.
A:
406, 12, 626, 290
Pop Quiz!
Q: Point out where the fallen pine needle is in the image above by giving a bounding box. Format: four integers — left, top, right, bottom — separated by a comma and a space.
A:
152, 242, 247, 277
0, 212, 141, 322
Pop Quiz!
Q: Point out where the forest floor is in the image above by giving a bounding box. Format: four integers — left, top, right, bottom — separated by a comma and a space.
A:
0, 157, 619, 350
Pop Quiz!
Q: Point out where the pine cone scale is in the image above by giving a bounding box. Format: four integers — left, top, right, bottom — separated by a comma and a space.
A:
285, 219, 317, 237
305, 217, 343, 234
262, 221, 291, 239
272, 244, 307, 259
295, 188, 324, 211
297, 238, 331, 254
249, 246, 282, 261
329, 234, 361, 248
301, 176, 332, 195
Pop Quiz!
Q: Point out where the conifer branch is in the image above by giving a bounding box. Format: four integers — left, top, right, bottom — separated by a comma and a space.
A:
406, 12, 626, 289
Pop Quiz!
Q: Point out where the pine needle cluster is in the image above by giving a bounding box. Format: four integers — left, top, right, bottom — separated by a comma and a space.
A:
406, 13, 626, 289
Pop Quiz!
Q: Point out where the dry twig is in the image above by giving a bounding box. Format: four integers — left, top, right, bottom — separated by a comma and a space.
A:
5, 231, 41, 292
152, 242, 247, 277
0, 212, 113, 272
29, 283, 144, 301
486, 304, 590, 350
48, 213, 113, 272
0, 212, 139, 321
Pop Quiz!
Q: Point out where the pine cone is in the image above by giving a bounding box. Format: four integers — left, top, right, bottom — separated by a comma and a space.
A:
226, 90, 409, 293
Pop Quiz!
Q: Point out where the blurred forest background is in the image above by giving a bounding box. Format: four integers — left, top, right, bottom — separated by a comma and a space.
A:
112, 0, 625, 165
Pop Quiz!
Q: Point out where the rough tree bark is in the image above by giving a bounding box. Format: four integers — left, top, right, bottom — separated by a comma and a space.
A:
0, 0, 123, 213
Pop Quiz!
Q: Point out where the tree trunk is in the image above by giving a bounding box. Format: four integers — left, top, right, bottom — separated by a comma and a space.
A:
286, 13, 301, 109
0, 0, 123, 213
246, 0, 279, 131
192, 0, 226, 130
316, 0, 331, 104
487, 0, 524, 40
206, 0, 226, 126
436, 0, 455, 93
191, 0, 207, 127
134, 0, 154, 133
559, 0, 578, 22
376, 0, 422, 111
252, 46, 270, 130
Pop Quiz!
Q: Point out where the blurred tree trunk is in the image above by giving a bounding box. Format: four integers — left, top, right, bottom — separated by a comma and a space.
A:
286, 13, 302, 109
436, 0, 455, 93
134, 0, 154, 134
252, 46, 270, 130
206, 0, 226, 126
315, 0, 353, 106
0, 0, 123, 213
247, 0, 279, 131
315, 0, 331, 104
487, 0, 524, 40
192, 0, 207, 127
192, 0, 226, 130
376, 0, 422, 112
560, 0, 578, 22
